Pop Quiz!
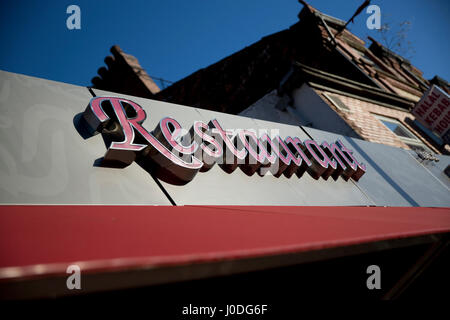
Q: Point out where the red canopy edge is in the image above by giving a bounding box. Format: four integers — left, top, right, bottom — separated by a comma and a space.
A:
0, 205, 449, 281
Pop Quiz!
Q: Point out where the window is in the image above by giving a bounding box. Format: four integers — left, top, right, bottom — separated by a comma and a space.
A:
323, 93, 350, 112
374, 114, 433, 153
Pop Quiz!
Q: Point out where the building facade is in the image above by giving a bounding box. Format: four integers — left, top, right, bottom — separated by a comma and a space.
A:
91, 1, 449, 156
1, 1, 449, 303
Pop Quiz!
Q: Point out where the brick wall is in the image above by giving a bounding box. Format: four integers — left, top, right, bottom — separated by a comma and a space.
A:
315, 89, 440, 153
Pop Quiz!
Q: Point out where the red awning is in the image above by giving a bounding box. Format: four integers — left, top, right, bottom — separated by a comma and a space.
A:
0, 205, 449, 298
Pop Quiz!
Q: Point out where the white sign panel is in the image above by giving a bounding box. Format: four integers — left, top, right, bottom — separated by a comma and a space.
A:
412, 85, 450, 141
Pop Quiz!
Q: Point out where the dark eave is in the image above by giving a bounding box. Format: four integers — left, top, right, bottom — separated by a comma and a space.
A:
282, 62, 416, 111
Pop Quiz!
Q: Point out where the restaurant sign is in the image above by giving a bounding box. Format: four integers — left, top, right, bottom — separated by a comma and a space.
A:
79, 97, 367, 185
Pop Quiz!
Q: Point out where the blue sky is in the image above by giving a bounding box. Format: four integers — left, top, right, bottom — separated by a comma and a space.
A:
0, 0, 448, 88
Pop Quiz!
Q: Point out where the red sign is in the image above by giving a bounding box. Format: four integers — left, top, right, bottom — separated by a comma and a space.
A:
412, 85, 450, 138
79, 97, 366, 185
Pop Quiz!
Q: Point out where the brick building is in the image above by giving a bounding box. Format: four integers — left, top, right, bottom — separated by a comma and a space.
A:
1, 1, 450, 302
91, 0, 449, 155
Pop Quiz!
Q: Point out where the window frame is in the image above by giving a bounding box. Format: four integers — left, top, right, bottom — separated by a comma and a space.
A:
323, 92, 351, 112
373, 114, 434, 153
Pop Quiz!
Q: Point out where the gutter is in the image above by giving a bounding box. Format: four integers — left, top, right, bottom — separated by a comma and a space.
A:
289, 62, 415, 110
